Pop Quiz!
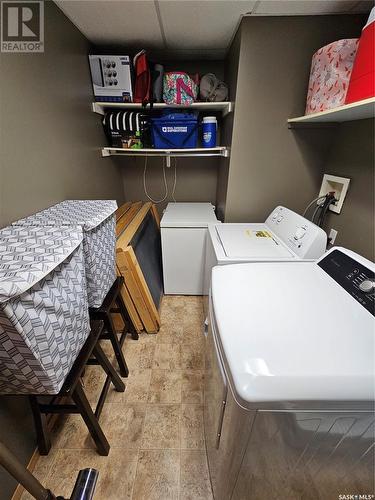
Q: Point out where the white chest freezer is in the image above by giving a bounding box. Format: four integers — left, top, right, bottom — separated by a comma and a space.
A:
161, 203, 218, 295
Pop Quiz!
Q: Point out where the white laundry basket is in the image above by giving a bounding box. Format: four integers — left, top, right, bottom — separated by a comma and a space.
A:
13, 200, 118, 308
0, 225, 90, 395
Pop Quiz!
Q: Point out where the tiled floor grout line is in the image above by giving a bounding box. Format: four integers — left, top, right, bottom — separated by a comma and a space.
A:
129, 338, 155, 500
179, 366, 183, 500
129, 449, 140, 499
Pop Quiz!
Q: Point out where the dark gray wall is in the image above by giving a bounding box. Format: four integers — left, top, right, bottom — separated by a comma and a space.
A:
221, 15, 367, 224
322, 119, 374, 260
120, 156, 219, 215
0, 2, 124, 498
0, 1, 124, 228
216, 28, 241, 221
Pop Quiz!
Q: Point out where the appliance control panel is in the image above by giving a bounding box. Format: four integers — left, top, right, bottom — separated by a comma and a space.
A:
318, 249, 375, 316
265, 206, 327, 259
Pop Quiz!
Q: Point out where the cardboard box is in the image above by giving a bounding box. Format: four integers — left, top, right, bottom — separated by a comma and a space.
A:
89, 55, 133, 102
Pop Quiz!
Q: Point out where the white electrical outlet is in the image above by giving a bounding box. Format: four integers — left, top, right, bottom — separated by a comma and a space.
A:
319, 174, 350, 214
329, 228, 338, 245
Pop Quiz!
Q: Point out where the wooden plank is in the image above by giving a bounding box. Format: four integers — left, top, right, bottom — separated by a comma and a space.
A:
116, 267, 143, 332
151, 203, 160, 228
117, 202, 152, 248
116, 201, 132, 221
117, 250, 158, 333
123, 246, 161, 328
116, 201, 143, 238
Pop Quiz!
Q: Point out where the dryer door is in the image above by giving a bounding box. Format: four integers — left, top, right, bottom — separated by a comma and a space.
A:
204, 310, 228, 452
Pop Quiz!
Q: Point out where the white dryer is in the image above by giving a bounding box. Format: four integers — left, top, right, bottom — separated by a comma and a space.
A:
205, 247, 375, 500
203, 206, 327, 310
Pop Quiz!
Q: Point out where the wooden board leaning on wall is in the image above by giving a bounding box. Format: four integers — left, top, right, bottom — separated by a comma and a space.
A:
115, 202, 162, 334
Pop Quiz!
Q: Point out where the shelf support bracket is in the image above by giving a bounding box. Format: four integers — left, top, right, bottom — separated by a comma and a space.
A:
92, 103, 105, 115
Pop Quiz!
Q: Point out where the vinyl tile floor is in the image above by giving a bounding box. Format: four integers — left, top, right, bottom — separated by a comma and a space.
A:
21, 296, 213, 500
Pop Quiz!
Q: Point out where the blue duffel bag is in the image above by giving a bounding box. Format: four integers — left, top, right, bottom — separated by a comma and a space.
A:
151, 112, 198, 149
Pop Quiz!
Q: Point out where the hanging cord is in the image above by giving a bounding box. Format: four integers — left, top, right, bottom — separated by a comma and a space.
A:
143, 156, 169, 204
317, 194, 336, 227
311, 203, 322, 225
171, 157, 177, 202
303, 195, 327, 217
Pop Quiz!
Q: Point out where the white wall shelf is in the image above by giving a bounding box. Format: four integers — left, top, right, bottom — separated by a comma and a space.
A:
92, 101, 234, 117
288, 97, 375, 128
101, 146, 230, 158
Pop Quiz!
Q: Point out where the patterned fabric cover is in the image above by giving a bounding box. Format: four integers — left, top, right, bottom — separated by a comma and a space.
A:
13, 200, 118, 308
163, 72, 198, 105
0, 226, 90, 395
305, 39, 359, 114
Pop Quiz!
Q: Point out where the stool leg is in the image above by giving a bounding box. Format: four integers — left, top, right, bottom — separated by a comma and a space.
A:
104, 313, 129, 377
71, 381, 110, 456
29, 396, 51, 456
93, 342, 125, 393
116, 292, 139, 340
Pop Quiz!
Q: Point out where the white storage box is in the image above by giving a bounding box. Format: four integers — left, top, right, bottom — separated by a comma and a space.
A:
161, 203, 218, 295
13, 200, 118, 308
0, 226, 90, 395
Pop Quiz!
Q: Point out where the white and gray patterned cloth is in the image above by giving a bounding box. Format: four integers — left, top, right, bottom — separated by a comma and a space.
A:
13, 200, 118, 308
0, 226, 90, 395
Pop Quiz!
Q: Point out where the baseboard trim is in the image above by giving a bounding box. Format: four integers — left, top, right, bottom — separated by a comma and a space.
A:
10, 400, 67, 500
11, 447, 40, 500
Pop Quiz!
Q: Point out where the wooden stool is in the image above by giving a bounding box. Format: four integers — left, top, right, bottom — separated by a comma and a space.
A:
89, 276, 138, 378
29, 320, 124, 457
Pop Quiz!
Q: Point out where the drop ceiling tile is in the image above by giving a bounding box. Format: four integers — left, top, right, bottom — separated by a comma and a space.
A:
55, 0, 164, 46
350, 1, 374, 12
158, 0, 256, 49
252, 0, 362, 15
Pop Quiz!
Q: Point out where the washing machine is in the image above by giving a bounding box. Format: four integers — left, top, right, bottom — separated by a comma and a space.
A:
204, 247, 375, 500
161, 202, 218, 295
203, 206, 327, 312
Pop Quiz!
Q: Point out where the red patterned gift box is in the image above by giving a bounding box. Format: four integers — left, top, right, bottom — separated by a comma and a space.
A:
305, 39, 359, 115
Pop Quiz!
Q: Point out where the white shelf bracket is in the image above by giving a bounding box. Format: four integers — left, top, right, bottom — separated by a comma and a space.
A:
92, 103, 105, 115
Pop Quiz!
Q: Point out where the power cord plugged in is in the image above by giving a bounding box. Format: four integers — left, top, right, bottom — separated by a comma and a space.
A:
303, 192, 339, 229
143, 156, 177, 204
